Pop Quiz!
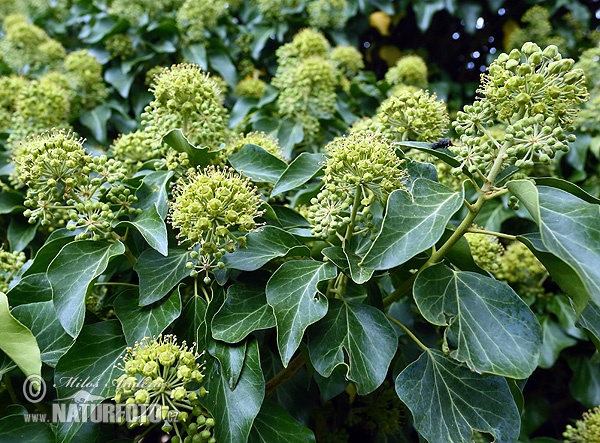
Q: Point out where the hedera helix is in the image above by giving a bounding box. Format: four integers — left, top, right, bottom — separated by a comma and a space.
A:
1, 38, 598, 443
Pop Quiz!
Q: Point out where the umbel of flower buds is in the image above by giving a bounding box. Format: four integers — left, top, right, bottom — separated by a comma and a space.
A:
13, 129, 137, 238
113, 335, 215, 442
452, 43, 588, 180
169, 166, 265, 275
308, 132, 407, 239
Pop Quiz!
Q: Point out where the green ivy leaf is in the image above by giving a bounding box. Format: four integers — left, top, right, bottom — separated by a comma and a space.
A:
362, 179, 463, 270
134, 248, 191, 306
162, 128, 220, 166
182, 43, 207, 69
54, 320, 126, 443
104, 66, 135, 98
0, 292, 41, 379
11, 301, 74, 367
135, 170, 175, 219
204, 338, 264, 443
538, 317, 577, 369
117, 204, 168, 256
567, 353, 600, 408
271, 153, 323, 197
395, 350, 520, 443
22, 235, 74, 277
229, 144, 288, 183
223, 226, 310, 271
6, 273, 52, 306
114, 287, 182, 346
0, 190, 24, 214
79, 105, 111, 144
322, 246, 374, 284
518, 233, 590, 314
0, 414, 54, 442
307, 299, 397, 395
248, 401, 316, 443
212, 285, 275, 343
508, 181, 600, 309
49, 240, 125, 338
7, 216, 38, 252
414, 263, 542, 379
208, 49, 238, 86
578, 301, 600, 350
266, 260, 337, 367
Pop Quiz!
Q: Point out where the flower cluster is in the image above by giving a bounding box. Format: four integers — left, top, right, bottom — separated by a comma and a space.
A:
233, 76, 267, 98
176, 0, 228, 42
224, 131, 286, 161
113, 335, 215, 442
308, 133, 406, 239
253, 0, 300, 20
109, 129, 165, 174
377, 89, 449, 142
142, 63, 229, 150
0, 247, 26, 294
7, 75, 71, 145
563, 406, 600, 443
105, 34, 134, 60
275, 28, 331, 65
0, 14, 65, 74
464, 230, 503, 273
62, 50, 109, 113
169, 166, 264, 276
108, 0, 184, 26
384, 54, 429, 89
506, 6, 566, 52
273, 55, 339, 140
331, 45, 364, 77
13, 130, 138, 238
307, 0, 347, 30
494, 241, 548, 301
452, 43, 588, 179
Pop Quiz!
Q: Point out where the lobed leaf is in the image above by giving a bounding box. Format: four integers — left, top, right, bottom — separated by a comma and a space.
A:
266, 260, 337, 367
307, 299, 397, 395
362, 178, 463, 270
414, 263, 542, 378
395, 350, 520, 443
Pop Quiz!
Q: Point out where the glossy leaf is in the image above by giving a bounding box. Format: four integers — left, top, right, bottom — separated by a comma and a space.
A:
134, 170, 175, 219
578, 301, 600, 350
0, 293, 41, 379
0, 414, 54, 442
518, 233, 590, 314
414, 263, 542, 378
114, 287, 182, 346
7, 217, 37, 252
212, 285, 275, 343
266, 260, 336, 367
134, 248, 191, 306
162, 128, 220, 166
223, 226, 310, 271
117, 204, 168, 256
249, 401, 316, 443
6, 273, 52, 306
538, 317, 577, 369
271, 152, 324, 197
362, 179, 463, 270
203, 338, 264, 443
396, 350, 520, 443
182, 43, 207, 68
79, 105, 111, 143
49, 240, 125, 338
229, 144, 288, 183
508, 181, 600, 308
322, 246, 374, 284
54, 321, 126, 443
11, 301, 73, 367
307, 299, 397, 395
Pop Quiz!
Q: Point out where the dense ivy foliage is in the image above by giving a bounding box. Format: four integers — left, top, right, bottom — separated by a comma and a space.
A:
1, 1, 600, 442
